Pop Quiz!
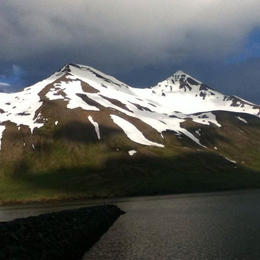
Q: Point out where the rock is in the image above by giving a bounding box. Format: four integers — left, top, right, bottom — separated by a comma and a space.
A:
0, 205, 124, 259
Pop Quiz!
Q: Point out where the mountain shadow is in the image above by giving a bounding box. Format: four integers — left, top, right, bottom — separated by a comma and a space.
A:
6, 151, 260, 203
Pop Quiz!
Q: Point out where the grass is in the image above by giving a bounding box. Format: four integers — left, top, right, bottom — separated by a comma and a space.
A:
0, 111, 260, 204
0, 149, 260, 205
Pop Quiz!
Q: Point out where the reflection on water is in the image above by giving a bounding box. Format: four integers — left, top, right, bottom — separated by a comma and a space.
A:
84, 190, 260, 260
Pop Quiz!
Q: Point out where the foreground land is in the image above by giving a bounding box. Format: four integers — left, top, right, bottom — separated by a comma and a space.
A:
0, 205, 124, 260
1, 151, 260, 205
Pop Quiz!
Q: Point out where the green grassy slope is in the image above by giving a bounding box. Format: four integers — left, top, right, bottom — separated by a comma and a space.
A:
0, 108, 259, 204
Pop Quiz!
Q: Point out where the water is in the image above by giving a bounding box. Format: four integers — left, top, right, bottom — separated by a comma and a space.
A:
83, 190, 260, 260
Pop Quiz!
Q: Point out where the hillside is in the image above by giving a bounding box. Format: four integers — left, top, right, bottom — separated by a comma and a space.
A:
0, 64, 259, 203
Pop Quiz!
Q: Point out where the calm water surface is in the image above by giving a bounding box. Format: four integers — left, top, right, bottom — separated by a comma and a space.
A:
83, 190, 260, 260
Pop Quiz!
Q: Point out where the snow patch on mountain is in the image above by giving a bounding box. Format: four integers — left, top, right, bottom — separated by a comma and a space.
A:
128, 150, 137, 156
88, 116, 101, 140
195, 129, 201, 136
237, 116, 248, 124
0, 72, 61, 134
55, 81, 100, 111
64, 64, 133, 95
45, 85, 64, 100
225, 157, 237, 164
192, 113, 221, 127
110, 115, 164, 147
179, 128, 207, 148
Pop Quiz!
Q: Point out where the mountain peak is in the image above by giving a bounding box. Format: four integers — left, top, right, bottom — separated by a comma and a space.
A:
173, 70, 187, 75
170, 70, 202, 85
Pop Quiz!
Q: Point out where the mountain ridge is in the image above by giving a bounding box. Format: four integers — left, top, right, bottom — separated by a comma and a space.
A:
0, 63, 259, 150
0, 63, 259, 202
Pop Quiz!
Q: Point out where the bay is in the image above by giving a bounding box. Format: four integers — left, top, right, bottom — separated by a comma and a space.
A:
83, 190, 260, 260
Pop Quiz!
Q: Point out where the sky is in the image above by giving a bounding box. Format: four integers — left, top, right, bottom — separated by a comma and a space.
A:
0, 0, 260, 104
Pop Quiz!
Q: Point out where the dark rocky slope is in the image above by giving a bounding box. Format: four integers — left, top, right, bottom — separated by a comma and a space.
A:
0, 205, 124, 260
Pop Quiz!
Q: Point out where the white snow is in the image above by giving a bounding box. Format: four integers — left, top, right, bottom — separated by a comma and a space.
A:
237, 116, 248, 124
0, 63, 258, 149
68, 65, 133, 95
149, 72, 260, 116
45, 87, 64, 100
88, 116, 101, 140
128, 150, 137, 156
56, 81, 100, 111
110, 115, 164, 147
192, 113, 221, 127
0, 72, 61, 134
180, 128, 206, 148
49, 65, 259, 147
225, 157, 236, 164
195, 129, 201, 136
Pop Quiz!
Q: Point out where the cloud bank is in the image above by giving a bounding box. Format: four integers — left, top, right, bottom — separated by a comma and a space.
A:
0, 1, 260, 102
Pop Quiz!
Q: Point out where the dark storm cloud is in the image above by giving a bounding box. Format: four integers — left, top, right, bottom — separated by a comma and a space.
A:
0, 1, 260, 103
204, 58, 260, 104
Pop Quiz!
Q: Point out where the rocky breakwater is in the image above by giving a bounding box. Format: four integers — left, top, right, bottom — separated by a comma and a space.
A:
0, 205, 124, 260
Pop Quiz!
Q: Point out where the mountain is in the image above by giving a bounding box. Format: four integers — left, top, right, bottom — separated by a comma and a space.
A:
0, 63, 260, 202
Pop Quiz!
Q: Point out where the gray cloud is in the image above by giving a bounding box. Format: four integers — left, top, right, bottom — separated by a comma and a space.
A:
2, 1, 260, 63
0, 0, 260, 103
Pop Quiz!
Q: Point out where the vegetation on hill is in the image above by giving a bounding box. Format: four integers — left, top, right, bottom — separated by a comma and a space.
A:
0, 109, 259, 204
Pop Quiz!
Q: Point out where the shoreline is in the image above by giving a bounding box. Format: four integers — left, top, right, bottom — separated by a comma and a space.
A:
1, 186, 259, 207
1, 188, 260, 223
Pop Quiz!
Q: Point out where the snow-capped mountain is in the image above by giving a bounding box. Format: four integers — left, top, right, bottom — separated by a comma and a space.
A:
0, 63, 260, 201
0, 63, 259, 150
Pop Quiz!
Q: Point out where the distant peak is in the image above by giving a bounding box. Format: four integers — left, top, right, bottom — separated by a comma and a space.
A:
170, 70, 202, 85
173, 70, 187, 75
172, 70, 194, 79
58, 63, 83, 70
55, 63, 87, 76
